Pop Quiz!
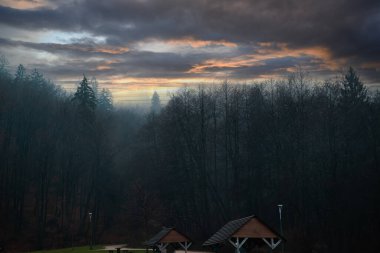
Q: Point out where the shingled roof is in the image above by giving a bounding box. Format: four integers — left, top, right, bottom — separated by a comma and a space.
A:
203, 215, 254, 246
203, 215, 283, 246
145, 227, 172, 246
144, 227, 191, 247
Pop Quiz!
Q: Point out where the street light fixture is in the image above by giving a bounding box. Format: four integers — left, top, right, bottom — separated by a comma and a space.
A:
277, 204, 283, 253
89, 212, 93, 250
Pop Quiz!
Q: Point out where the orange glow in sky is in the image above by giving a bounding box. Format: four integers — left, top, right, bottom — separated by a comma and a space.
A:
1, 0, 379, 106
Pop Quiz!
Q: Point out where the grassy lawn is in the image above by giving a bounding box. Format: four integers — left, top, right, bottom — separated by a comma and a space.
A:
29, 246, 101, 253
29, 246, 150, 253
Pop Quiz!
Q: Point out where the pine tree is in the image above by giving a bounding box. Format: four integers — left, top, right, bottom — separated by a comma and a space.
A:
340, 66, 367, 107
30, 69, 45, 88
151, 91, 161, 113
0, 55, 9, 75
72, 75, 97, 122
90, 76, 99, 99
14, 64, 26, 83
98, 88, 113, 112
0, 55, 10, 81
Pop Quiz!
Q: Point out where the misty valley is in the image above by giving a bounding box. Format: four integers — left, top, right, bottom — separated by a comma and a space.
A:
0, 61, 379, 252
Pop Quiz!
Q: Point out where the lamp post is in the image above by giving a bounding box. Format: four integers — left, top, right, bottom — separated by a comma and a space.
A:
277, 204, 283, 253
89, 212, 93, 250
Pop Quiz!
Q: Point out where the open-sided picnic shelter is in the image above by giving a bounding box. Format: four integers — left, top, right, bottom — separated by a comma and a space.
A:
203, 215, 284, 251
144, 227, 192, 253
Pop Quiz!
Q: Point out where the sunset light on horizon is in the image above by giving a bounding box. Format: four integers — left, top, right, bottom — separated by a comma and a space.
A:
1, 0, 379, 105
1, 1, 380, 252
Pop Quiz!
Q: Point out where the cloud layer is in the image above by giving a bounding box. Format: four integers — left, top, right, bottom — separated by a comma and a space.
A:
0, 0, 379, 103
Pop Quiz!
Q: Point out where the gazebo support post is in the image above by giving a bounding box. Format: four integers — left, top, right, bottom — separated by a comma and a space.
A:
157, 243, 169, 253
178, 241, 192, 253
262, 238, 281, 250
228, 237, 248, 253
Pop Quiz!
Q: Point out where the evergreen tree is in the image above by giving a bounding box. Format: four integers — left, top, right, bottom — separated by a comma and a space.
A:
14, 64, 26, 83
0, 56, 10, 83
90, 76, 99, 99
30, 69, 45, 88
0, 55, 9, 76
340, 66, 367, 107
151, 91, 161, 113
72, 75, 97, 122
98, 88, 113, 112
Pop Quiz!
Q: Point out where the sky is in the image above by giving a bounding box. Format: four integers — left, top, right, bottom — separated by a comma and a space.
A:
0, 0, 379, 105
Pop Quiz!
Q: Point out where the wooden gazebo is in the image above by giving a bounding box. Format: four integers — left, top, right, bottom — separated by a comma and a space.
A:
144, 227, 192, 253
203, 215, 284, 251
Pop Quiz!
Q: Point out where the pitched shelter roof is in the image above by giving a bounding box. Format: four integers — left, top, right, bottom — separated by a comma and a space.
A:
203, 215, 283, 246
145, 227, 191, 247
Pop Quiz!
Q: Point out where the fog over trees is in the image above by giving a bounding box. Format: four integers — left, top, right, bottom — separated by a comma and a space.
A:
0, 59, 379, 253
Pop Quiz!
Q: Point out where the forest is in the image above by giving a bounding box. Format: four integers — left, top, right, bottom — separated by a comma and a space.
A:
0, 57, 379, 253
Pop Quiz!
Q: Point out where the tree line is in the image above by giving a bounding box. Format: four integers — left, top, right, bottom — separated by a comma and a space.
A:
127, 67, 380, 253
0, 59, 137, 251
0, 57, 379, 253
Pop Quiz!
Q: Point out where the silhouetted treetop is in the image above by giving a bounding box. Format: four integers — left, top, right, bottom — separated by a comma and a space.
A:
340, 66, 367, 106
151, 91, 161, 114
98, 88, 113, 112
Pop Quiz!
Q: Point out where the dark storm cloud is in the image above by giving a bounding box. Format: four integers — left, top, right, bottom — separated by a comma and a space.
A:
195, 56, 324, 79
1, 0, 379, 62
231, 57, 321, 79
0, 37, 210, 78
0, 5, 72, 30
0, 37, 130, 56
0, 0, 379, 88
110, 51, 196, 78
